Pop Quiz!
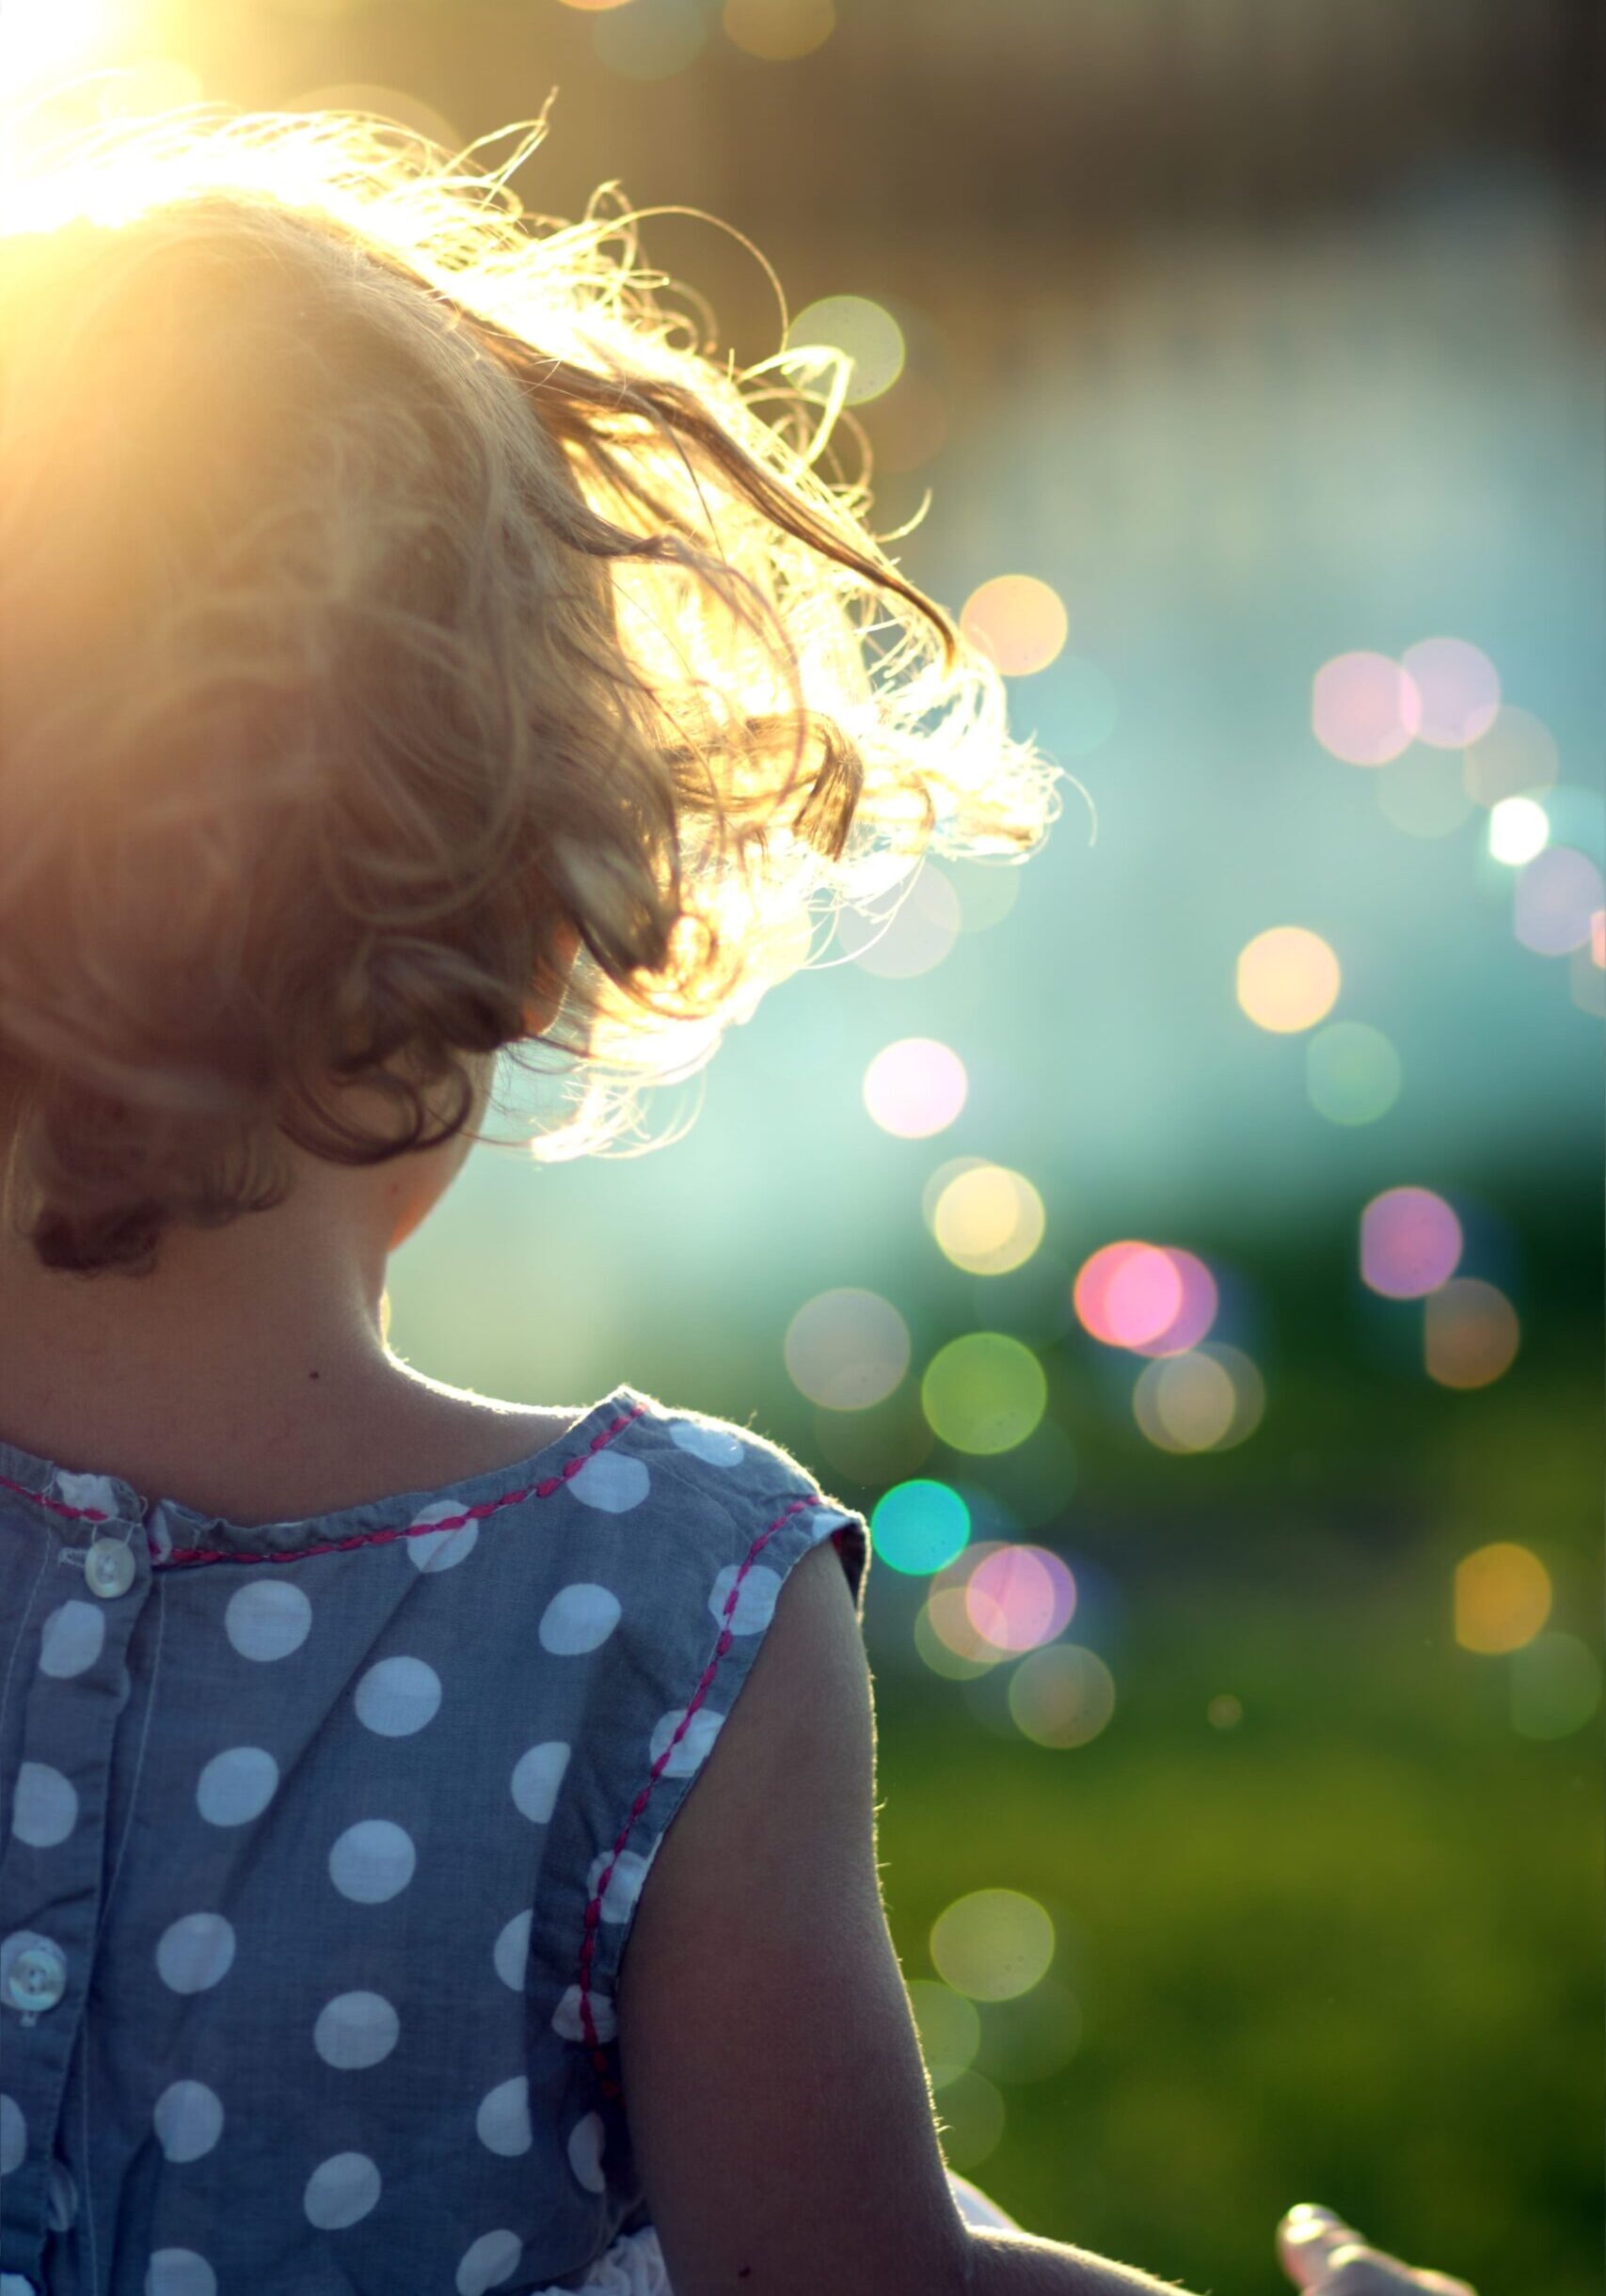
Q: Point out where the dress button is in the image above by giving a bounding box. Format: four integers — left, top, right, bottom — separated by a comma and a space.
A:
5, 1941, 67, 2014
84, 1538, 135, 1599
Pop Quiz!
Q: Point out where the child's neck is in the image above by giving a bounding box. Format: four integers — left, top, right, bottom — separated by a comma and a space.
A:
0, 1156, 565, 1526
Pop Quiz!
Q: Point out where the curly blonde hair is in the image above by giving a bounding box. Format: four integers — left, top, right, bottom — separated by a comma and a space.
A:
0, 105, 1060, 1276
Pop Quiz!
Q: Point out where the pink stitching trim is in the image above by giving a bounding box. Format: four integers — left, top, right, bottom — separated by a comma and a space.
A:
159, 1404, 648, 1569
575, 1492, 831, 2101
0, 1406, 646, 1569
0, 1473, 110, 1525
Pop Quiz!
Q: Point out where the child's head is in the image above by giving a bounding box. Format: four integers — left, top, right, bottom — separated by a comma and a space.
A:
0, 108, 1058, 1279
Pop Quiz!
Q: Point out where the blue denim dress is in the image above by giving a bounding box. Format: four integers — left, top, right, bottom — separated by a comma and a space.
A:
0, 1385, 870, 2294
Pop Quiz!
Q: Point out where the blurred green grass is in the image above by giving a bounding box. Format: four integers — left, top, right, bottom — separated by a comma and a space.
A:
874, 1475, 1600, 2295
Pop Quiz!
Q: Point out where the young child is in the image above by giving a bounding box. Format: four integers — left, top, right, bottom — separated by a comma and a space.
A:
0, 109, 1476, 2296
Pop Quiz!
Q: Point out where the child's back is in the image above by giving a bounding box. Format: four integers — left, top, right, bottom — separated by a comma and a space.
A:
0, 1384, 871, 2291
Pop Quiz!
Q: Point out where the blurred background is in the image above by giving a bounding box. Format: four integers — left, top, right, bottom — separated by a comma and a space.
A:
4, 4, 1599, 2289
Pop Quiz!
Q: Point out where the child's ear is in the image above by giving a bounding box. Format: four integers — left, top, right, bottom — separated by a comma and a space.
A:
520, 918, 580, 1037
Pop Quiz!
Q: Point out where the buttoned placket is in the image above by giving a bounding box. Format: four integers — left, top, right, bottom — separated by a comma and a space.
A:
0, 1504, 155, 2289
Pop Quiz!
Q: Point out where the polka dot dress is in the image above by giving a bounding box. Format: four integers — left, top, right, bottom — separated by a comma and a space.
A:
0, 1385, 867, 2293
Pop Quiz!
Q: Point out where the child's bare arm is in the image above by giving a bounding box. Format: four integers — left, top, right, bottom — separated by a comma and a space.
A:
615, 1538, 1204, 2296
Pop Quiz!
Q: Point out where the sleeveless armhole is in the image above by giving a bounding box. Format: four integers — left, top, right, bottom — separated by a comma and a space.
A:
526, 1394, 868, 2129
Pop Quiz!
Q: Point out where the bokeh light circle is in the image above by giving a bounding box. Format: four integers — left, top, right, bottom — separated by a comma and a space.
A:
838, 863, 962, 978
921, 1334, 1048, 1454
863, 1037, 967, 1137
1305, 1022, 1402, 1127
960, 577, 1069, 678
785, 1288, 910, 1409
870, 1479, 970, 1576
1073, 1243, 1183, 1350
1133, 1351, 1234, 1451
1360, 1187, 1462, 1299
787, 295, 905, 405
1133, 1343, 1265, 1453
723, 0, 835, 59
1425, 1279, 1519, 1389
1127, 1249, 1218, 1358
923, 1156, 990, 1232
1515, 847, 1604, 957
918, 1584, 1007, 1676
930, 1889, 1055, 2003
1312, 652, 1422, 767
1488, 798, 1550, 867
1454, 1543, 1551, 1655
1009, 1644, 1115, 1749
1464, 705, 1560, 808
1510, 1634, 1602, 1740
1236, 926, 1342, 1034
931, 1164, 1046, 1276
963, 1544, 1076, 1654
1400, 638, 1501, 749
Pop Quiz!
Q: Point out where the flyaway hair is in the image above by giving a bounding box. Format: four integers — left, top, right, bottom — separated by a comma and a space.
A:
0, 105, 1061, 1274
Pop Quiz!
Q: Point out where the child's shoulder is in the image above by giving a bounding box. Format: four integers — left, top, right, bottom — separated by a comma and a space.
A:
612, 1385, 869, 1615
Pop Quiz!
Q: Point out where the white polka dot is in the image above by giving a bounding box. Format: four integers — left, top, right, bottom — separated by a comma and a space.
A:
39, 1600, 105, 1678
224, 1578, 311, 1662
492, 1909, 532, 1993
354, 1656, 442, 1738
11, 1762, 77, 1849
0, 2095, 24, 2176
303, 2151, 381, 2230
4, 2275, 40, 2296
708, 1562, 783, 1636
810, 1508, 851, 1536
584, 1846, 656, 1924
455, 2229, 523, 2296
196, 1747, 278, 1829
537, 1584, 621, 1656
648, 1706, 725, 1779
313, 1991, 400, 2071
667, 1418, 746, 1468
551, 1985, 616, 2046
405, 1501, 479, 1575
474, 2074, 532, 2158
155, 1913, 235, 1995
46, 2157, 77, 2230
510, 1741, 570, 1825
567, 2111, 607, 2193
565, 1452, 650, 1513
55, 1470, 119, 1519
145, 2251, 216, 2296
328, 1819, 416, 1905
153, 2081, 223, 2163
